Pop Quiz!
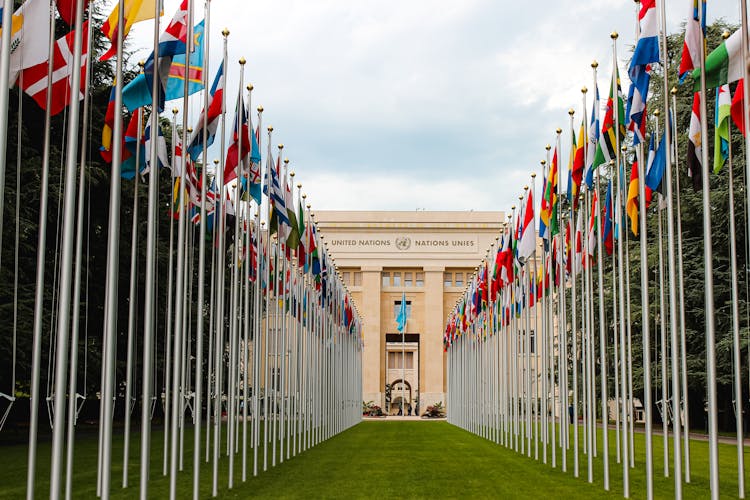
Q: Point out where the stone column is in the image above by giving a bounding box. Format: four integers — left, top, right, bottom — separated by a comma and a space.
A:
422, 266, 445, 411
361, 266, 382, 408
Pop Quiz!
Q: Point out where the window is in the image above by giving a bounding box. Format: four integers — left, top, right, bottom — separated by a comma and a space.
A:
392, 272, 401, 287
388, 351, 414, 369
454, 272, 464, 287
382, 272, 390, 287
444, 272, 452, 287
404, 272, 413, 287
415, 272, 424, 287
342, 271, 351, 286
353, 271, 362, 286
394, 300, 412, 319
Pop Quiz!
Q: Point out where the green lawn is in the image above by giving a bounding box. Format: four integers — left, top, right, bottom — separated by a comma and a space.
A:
0, 420, 747, 498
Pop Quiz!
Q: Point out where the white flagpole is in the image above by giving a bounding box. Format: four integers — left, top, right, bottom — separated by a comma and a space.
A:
0, 0, 19, 270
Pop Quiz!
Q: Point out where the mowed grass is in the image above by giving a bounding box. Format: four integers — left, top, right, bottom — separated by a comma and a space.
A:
0, 419, 748, 498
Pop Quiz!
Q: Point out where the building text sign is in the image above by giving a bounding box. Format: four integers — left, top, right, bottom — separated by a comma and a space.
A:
326, 233, 479, 254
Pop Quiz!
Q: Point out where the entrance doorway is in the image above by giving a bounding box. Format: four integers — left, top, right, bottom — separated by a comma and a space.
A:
385, 333, 419, 415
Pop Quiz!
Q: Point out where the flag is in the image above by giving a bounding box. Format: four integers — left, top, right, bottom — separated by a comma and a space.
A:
143, 117, 170, 176
285, 177, 300, 250
122, 0, 189, 112
571, 120, 585, 208
224, 90, 251, 186
100, 84, 116, 162
267, 148, 290, 234
645, 130, 665, 198
603, 181, 614, 256
585, 85, 600, 189
541, 147, 559, 237
627, 0, 658, 145
187, 62, 224, 161
297, 199, 307, 270
679, 0, 704, 81
587, 189, 599, 261
5, 0, 52, 85
120, 108, 143, 179
714, 84, 731, 173
731, 79, 746, 135
692, 30, 745, 90
20, 21, 89, 116
517, 189, 535, 262
593, 66, 626, 170
100, 0, 158, 61
687, 91, 702, 190
55, 0, 91, 27
500, 228, 512, 286
574, 208, 583, 275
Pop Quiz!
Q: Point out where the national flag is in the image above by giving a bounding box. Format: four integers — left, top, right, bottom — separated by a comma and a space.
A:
285, 176, 301, 250
540, 147, 559, 237
714, 84, 731, 173
187, 62, 224, 161
587, 189, 599, 262
593, 66, 626, 170
297, 199, 307, 270
585, 85, 600, 189
679, 0, 704, 81
5, 0, 52, 85
143, 117, 170, 176
267, 147, 290, 234
517, 189, 535, 262
55, 0, 91, 27
731, 79, 746, 135
122, 0, 189, 112
692, 30, 745, 90
224, 90, 251, 185
644, 130, 664, 199
100, 0, 158, 61
571, 120, 585, 208
627, 0, 658, 145
500, 228, 513, 286
687, 91, 703, 190
100, 84, 116, 163
626, 159, 645, 236
120, 108, 143, 179
20, 21, 89, 116
602, 181, 614, 256
574, 208, 583, 275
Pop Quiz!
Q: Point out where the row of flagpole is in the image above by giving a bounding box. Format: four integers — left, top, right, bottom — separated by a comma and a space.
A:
446, 1, 750, 499
0, 0, 363, 498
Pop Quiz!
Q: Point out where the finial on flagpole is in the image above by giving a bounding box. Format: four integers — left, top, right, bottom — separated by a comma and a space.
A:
284, 158, 290, 165
609, 160, 615, 166
723, 31, 730, 40
531, 173, 536, 178
591, 60, 599, 68
582, 86, 588, 94
261, 221, 265, 227
239, 57, 246, 65
541, 160, 546, 166
568, 108, 574, 116
654, 108, 661, 117
278, 144, 284, 150
222, 28, 230, 37
306, 203, 311, 208
611, 31, 618, 39
523, 186, 528, 191
258, 106, 264, 113
297, 183, 302, 189
213, 159, 219, 165
267, 126, 273, 132
290, 171, 295, 177
302, 193, 307, 199
621, 145, 627, 152
511, 205, 516, 210
671, 87, 678, 95
556, 128, 562, 134
187, 127, 192, 133
247, 84, 253, 91
172, 108, 178, 115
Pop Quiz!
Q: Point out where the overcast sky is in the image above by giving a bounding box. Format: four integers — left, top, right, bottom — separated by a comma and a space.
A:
128, 0, 738, 215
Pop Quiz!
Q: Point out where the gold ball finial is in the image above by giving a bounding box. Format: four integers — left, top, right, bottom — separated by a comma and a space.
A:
290, 170, 295, 177
511, 205, 516, 210
278, 144, 284, 150
296, 182, 302, 189
592, 60, 599, 69
541, 160, 546, 166
172, 108, 179, 115
284, 158, 290, 164
531, 173, 537, 178
611, 31, 619, 39
222, 28, 230, 37
302, 193, 307, 199
247, 84, 253, 91
671, 86, 678, 95
261, 221, 265, 227
495, 236, 500, 241
239, 57, 246, 65
267, 125, 273, 132
523, 185, 529, 191
723, 31, 731, 40
545, 144, 551, 151
518, 195, 523, 201
568, 108, 575, 116
556, 128, 562, 134
621, 145, 627, 152
187, 127, 193, 133
609, 159, 615, 166
138, 60, 145, 68
653, 108, 661, 117
213, 159, 219, 165
582, 86, 588, 94
257, 105, 264, 113
306, 203, 311, 208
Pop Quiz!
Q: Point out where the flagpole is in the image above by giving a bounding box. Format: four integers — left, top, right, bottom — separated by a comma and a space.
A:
193, 1, 212, 496
50, 0, 89, 496
65, 16, 95, 498
568, 109, 580, 478
530, 174, 540, 461
697, 3, 720, 496
26, 4, 61, 497
670, 86, 691, 483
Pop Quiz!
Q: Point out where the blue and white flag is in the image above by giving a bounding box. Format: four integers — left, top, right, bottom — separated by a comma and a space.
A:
627, 0, 659, 145
396, 292, 408, 333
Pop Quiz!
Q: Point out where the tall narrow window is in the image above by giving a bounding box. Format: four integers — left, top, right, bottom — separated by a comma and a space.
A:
444, 272, 452, 287
382, 272, 390, 287
404, 272, 413, 287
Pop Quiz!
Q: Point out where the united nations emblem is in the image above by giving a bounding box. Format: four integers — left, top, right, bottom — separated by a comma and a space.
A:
395, 236, 411, 251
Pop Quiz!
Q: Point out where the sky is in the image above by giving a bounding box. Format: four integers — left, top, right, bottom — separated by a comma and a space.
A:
126, 0, 739, 215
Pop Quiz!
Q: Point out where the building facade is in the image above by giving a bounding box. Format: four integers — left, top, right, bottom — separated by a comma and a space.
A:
315, 210, 504, 415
